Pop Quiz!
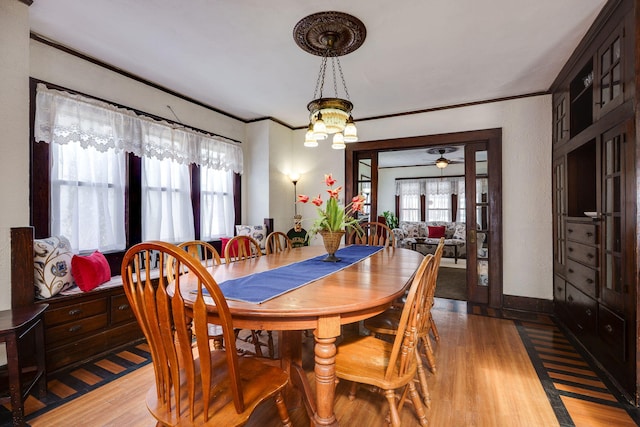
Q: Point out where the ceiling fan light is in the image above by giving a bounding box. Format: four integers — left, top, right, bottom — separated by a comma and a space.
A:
435, 157, 449, 169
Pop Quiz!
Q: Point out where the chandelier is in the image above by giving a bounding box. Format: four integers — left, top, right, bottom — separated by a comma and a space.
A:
294, 12, 366, 149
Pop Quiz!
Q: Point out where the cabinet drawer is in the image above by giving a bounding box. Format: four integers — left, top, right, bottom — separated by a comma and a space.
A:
46, 313, 108, 345
567, 241, 598, 267
566, 259, 597, 297
598, 305, 626, 362
565, 284, 597, 335
111, 294, 136, 324
45, 298, 108, 327
566, 222, 597, 245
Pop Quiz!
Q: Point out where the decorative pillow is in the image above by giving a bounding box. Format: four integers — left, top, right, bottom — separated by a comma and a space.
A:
453, 223, 466, 240
34, 236, 74, 299
71, 251, 112, 292
235, 225, 266, 249
400, 222, 426, 238
427, 225, 446, 238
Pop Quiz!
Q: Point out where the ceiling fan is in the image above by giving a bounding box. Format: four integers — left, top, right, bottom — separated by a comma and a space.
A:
426, 146, 462, 169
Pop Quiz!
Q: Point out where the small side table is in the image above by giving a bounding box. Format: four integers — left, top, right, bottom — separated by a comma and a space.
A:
0, 304, 48, 426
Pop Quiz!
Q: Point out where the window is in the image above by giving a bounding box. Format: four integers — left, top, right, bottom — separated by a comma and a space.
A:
33, 81, 242, 264
398, 180, 421, 221
200, 168, 235, 240
142, 156, 195, 242
51, 141, 126, 252
396, 177, 465, 222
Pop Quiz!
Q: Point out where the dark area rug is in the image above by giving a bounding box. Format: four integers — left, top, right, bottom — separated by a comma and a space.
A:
435, 267, 467, 301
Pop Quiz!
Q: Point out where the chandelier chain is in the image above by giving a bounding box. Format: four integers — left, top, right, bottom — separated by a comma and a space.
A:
336, 56, 351, 101
313, 55, 328, 99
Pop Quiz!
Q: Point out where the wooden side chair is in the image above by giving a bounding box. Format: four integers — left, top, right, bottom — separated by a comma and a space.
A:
265, 231, 292, 254
178, 241, 225, 349
335, 254, 434, 426
224, 235, 263, 263
363, 238, 445, 406
349, 221, 395, 247
121, 241, 292, 426
223, 235, 274, 358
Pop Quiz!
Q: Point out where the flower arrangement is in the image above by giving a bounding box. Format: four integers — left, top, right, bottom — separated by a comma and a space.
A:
297, 174, 365, 239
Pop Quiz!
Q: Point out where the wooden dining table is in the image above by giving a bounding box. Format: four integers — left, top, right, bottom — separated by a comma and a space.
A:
179, 245, 423, 427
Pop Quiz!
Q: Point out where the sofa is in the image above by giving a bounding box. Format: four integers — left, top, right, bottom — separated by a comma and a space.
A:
392, 221, 468, 260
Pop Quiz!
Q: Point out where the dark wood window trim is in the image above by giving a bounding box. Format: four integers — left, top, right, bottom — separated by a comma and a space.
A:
29, 78, 241, 274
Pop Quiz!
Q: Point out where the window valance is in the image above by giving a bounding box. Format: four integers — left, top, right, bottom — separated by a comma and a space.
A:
34, 83, 243, 174
395, 177, 464, 196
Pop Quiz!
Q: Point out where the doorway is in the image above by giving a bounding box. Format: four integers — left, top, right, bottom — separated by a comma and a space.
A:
345, 128, 503, 309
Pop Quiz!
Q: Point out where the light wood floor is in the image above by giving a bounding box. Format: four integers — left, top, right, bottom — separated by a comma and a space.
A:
26, 299, 638, 426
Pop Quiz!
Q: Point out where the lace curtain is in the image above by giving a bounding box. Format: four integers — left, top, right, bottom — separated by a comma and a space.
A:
34, 83, 243, 173
395, 177, 464, 196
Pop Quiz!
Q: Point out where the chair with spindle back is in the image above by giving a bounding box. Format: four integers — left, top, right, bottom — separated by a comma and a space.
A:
121, 241, 292, 426
335, 253, 433, 426
363, 238, 444, 406
223, 234, 274, 358
265, 231, 293, 254
349, 221, 395, 247
224, 235, 263, 263
178, 240, 225, 350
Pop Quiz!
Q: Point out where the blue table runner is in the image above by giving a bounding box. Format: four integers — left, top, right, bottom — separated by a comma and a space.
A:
215, 245, 384, 304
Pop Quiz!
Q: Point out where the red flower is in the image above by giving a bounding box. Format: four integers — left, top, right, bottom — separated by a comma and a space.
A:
311, 194, 323, 206
297, 194, 310, 203
327, 185, 343, 200
324, 174, 336, 187
350, 195, 366, 212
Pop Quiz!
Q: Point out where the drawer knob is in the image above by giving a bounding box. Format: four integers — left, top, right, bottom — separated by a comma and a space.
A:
68, 308, 82, 316
117, 304, 130, 311
586, 278, 594, 284
567, 295, 574, 303
605, 324, 613, 334
68, 325, 82, 333
568, 247, 574, 252
568, 229, 574, 233
585, 308, 592, 317
568, 269, 574, 273
586, 232, 593, 237
587, 253, 594, 259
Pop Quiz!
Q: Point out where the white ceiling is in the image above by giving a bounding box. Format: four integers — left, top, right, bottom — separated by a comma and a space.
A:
29, 0, 607, 130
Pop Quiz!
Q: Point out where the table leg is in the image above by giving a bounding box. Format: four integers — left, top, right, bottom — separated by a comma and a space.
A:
454, 245, 458, 263
313, 315, 341, 427
5, 333, 25, 426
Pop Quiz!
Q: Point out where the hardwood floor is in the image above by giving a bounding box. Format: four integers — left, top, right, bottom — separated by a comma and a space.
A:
19, 299, 640, 426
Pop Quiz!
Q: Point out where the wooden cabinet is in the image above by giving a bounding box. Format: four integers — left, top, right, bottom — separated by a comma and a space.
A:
37, 286, 143, 373
551, 0, 638, 404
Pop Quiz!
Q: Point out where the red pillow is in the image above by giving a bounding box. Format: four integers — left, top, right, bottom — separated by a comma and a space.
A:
71, 251, 111, 292
427, 225, 446, 238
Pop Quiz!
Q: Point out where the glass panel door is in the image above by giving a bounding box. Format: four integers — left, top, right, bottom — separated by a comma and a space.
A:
465, 143, 489, 304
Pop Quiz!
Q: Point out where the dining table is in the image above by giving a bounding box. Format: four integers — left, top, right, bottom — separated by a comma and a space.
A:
178, 244, 424, 427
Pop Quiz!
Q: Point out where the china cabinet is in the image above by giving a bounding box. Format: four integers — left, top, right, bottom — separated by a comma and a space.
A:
551, 0, 638, 403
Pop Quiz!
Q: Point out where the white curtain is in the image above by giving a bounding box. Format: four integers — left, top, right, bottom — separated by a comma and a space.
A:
51, 141, 126, 253
397, 180, 421, 221
142, 157, 195, 243
201, 168, 235, 239
34, 83, 243, 173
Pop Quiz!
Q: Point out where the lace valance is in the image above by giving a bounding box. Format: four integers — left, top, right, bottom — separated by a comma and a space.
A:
34, 83, 243, 174
395, 177, 464, 196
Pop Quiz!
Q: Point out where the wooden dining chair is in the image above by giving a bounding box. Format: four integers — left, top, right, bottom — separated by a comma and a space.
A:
223, 235, 274, 358
363, 238, 444, 406
265, 231, 292, 254
224, 235, 263, 263
349, 221, 395, 247
335, 253, 433, 426
178, 241, 225, 349
121, 241, 292, 427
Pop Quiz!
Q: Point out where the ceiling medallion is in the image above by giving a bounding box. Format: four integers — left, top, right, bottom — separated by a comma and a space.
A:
293, 12, 366, 149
